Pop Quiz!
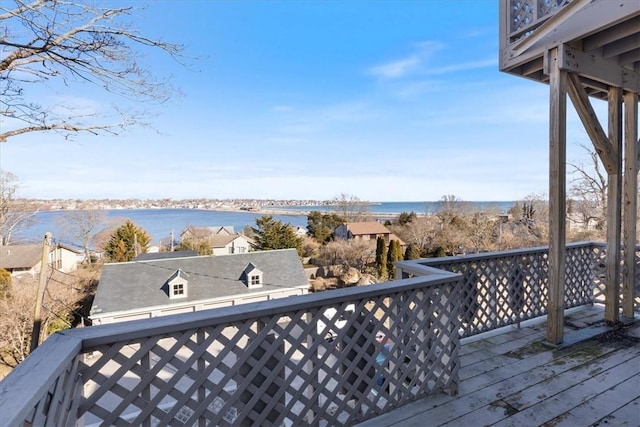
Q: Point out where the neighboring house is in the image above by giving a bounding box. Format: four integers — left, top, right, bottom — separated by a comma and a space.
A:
0, 243, 80, 277
209, 234, 253, 255
90, 248, 309, 325
334, 222, 404, 246
179, 225, 252, 255
180, 226, 235, 241
291, 226, 308, 237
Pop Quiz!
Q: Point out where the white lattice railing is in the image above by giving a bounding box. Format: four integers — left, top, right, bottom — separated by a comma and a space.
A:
0, 267, 462, 427
397, 242, 639, 339
591, 244, 640, 312
506, 0, 572, 43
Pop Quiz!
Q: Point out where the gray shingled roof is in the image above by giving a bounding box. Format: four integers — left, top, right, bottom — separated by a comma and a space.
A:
0, 244, 46, 270
90, 249, 308, 317
134, 251, 198, 261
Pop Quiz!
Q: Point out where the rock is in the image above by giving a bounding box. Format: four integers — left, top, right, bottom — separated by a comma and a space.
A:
357, 274, 378, 286
310, 277, 327, 292
338, 267, 361, 287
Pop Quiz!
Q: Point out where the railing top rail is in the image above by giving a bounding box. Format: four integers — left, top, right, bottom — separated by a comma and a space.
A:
55, 268, 460, 349
0, 334, 82, 426
410, 241, 599, 267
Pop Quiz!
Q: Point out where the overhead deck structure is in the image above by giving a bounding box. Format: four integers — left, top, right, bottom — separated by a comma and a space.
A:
500, 0, 639, 344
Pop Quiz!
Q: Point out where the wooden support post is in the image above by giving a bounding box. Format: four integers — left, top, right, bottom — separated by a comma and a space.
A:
547, 48, 567, 345
605, 88, 623, 323
622, 91, 638, 319
31, 232, 52, 353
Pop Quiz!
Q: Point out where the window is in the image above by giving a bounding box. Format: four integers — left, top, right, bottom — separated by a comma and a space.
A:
250, 275, 261, 286
173, 283, 185, 297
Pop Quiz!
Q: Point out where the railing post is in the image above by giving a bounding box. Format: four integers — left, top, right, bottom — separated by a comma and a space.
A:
546, 47, 568, 345
604, 87, 623, 323
622, 91, 638, 319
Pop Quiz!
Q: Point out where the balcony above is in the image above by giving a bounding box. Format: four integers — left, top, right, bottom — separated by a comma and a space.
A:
499, 0, 640, 99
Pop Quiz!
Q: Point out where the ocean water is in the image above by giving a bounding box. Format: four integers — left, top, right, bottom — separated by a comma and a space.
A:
15, 201, 515, 245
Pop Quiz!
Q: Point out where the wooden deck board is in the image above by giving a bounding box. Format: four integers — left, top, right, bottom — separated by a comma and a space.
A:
491, 351, 640, 426
356, 306, 640, 427
589, 396, 640, 427
548, 375, 640, 427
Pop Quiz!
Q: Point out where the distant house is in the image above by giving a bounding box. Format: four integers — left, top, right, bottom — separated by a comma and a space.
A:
334, 222, 404, 246
90, 248, 309, 325
209, 234, 253, 255
291, 226, 308, 237
0, 243, 80, 277
180, 226, 235, 241
179, 226, 253, 255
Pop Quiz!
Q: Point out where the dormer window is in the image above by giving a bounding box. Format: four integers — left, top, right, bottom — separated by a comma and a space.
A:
243, 262, 263, 289
250, 274, 261, 286
167, 269, 188, 299
172, 283, 185, 297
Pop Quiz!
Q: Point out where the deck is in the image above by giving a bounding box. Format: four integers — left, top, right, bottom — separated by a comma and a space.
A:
358, 305, 640, 427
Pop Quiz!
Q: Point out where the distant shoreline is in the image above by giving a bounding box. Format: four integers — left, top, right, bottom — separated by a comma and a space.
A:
209, 206, 408, 220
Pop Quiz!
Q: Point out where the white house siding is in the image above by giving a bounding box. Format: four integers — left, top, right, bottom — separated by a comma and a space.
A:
91, 286, 308, 325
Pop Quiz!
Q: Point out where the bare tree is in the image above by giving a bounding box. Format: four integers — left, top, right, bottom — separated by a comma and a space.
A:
316, 239, 375, 272
435, 195, 470, 229
467, 211, 499, 253
395, 216, 435, 253
0, 271, 79, 369
568, 144, 607, 230
0, 0, 184, 142
56, 210, 110, 263
0, 171, 36, 245
332, 193, 371, 222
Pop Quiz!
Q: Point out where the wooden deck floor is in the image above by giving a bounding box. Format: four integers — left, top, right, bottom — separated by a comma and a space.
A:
357, 306, 640, 427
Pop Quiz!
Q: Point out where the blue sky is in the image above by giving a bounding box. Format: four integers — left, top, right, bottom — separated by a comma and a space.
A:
1, 1, 603, 202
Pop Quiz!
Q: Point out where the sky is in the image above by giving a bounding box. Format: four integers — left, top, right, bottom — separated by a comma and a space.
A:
0, 0, 606, 202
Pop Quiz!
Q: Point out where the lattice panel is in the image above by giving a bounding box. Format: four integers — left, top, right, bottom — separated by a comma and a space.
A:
74, 279, 461, 426
564, 245, 599, 307
537, 0, 571, 20
509, 0, 571, 35
510, 0, 536, 33
593, 247, 640, 312
424, 245, 600, 338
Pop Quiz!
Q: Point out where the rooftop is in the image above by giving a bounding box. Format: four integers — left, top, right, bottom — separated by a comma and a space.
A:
90, 248, 308, 318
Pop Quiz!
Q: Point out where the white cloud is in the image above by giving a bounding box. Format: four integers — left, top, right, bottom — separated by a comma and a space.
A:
369, 56, 423, 79
368, 41, 444, 79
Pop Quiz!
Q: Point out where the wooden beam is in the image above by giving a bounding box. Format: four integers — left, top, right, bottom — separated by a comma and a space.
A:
547, 48, 567, 345
559, 45, 640, 94
566, 72, 618, 174
622, 91, 638, 319
583, 16, 640, 51
618, 48, 640, 68
602, 35, 640, 59
605, 87, 622, 323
